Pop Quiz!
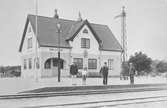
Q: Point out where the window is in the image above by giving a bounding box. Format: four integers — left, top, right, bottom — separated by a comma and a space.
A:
24, 59, 27, 70
83, 28, 88, 33
88, 59, 97, 69
27, 37, 32, 49
28, 27, 31, 33
73, 58, 83, 69
28, 58, 32, 69
108, 59, 114, 70
81, 38, 90, 48
36, 57, 40, 69
44, 59, 51, 69
34, 58, 36, 69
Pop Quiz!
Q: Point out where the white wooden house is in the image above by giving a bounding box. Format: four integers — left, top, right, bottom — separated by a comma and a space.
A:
19, 11, 122, 78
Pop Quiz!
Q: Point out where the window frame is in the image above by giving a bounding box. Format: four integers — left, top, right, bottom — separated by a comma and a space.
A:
36, 57, 40, 69
27, 37, 33, 49
83, 28, 88, 34
73, 58, 83, 69
81, 38, 90, 49
88, 59, 97, 69
23, 59, 27, 70
108, 59, 114, 70
28, 58, 32, 69
28, 27, 31, 33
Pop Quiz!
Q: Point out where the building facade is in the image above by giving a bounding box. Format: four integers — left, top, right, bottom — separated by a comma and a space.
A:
19, 12, 122, 78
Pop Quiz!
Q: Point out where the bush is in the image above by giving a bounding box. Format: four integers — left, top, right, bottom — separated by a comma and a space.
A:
156, 61, 167, 73
161, 72, 167, 77
129, 52, 152, 75
150, 72, 158, 77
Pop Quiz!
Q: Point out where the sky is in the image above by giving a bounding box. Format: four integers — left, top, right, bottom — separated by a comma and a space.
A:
0, 0, 167, 66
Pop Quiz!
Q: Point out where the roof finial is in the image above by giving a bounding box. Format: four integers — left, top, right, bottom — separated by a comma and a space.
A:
122, 6, 126, 17
54, 9, 59, 19
77, 11, 82, 21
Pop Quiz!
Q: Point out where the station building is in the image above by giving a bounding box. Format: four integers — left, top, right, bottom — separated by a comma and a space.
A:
19, 10, 122, 78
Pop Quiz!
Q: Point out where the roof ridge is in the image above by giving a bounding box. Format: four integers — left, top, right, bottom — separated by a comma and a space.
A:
28, 14, 77, 23
90, 22, 108, 27
28, 14, 108, 27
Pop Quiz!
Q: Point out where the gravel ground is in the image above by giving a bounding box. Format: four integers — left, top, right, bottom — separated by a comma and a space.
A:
0, 90, 167, 108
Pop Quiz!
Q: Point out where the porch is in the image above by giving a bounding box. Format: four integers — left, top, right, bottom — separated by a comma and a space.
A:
41, 57, 67, 77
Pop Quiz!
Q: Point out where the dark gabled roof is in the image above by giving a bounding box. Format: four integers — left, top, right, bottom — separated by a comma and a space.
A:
19, 14, 122, 52
90, 23, 122, 51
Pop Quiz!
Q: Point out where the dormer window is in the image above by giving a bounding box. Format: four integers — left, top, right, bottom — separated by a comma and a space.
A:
83, 28, 88, 33
27, 37, 32, 49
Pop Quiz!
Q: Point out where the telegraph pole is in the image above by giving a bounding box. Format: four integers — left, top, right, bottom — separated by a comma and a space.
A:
35, 0, 39, 82
115, 6, 127, 63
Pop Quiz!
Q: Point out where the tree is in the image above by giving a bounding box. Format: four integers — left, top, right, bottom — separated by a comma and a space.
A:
0, 66, 5, 74
129, 52, 152, 75
156, 61, 167, 73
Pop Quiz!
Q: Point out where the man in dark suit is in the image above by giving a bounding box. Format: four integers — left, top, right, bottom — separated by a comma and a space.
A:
129, 63, 135, 85
100, 62, 109, 85
70, 62, 78, 76
70, 62, 78, 85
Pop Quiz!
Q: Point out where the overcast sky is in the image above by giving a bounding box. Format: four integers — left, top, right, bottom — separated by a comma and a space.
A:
0, 0, 167, 66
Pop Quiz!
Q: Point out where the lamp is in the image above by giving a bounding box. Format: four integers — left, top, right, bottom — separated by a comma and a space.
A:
57, 23, 61, 82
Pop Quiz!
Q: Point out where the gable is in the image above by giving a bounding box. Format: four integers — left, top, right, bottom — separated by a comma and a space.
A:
19, 17, 29, 52
70, 24, 100, 54
20, 20, 39, 53
67, 20, 122, 52
67, 20, 101, 46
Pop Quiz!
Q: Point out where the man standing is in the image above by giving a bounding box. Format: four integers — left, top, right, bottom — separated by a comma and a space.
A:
129, 63, 135, 85
70, 62, 78, 85
100, 62, 109, 85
